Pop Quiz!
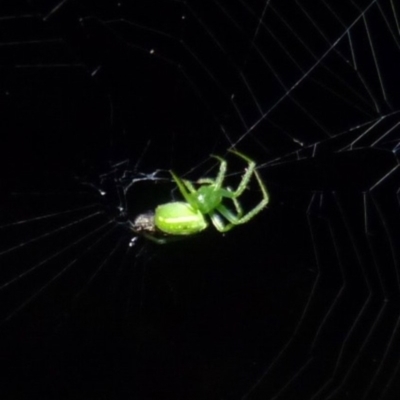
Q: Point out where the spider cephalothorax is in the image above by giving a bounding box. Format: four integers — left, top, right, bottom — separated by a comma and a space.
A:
130, 150, 269, 243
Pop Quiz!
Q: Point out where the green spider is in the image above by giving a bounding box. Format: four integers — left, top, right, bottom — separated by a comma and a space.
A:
129, 150, 269, 244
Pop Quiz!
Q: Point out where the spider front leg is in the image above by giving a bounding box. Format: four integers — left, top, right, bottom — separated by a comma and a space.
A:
170, 171, 195, 204
237, 168, 269, 225
220, 187, 243, 217
228, 150, 257, 197
210, 150, 269, 232
210, 155, 227, 189
229, 150, 269, 214
196, 154, 227, 189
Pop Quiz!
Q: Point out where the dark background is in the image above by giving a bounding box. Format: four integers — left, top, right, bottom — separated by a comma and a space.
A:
0, 1, 400, 399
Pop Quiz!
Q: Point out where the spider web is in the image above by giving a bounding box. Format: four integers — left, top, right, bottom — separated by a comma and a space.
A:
0, 1, 400, 399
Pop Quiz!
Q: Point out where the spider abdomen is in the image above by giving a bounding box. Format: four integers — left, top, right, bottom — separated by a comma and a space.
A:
155, 201, 208, 235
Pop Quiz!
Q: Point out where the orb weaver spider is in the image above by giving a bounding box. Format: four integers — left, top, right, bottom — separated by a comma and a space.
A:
129, 150, 269, 244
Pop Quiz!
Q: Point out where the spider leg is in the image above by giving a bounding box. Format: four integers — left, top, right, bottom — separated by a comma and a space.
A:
209, 212, 227, 232
182, 179, 197, 193
212, 151, 269, 231
142, 232, 170, 244
228, 150, 257, 197
213, 192, 268, 232
221, 170, 269, 227
232, 170, 269, 225
170, 171, 194, 204
229, 150, 269, 217
142, 232, 184, 245
197, 178, 215, 185
231, 195, 243, 217
209, 204, 239, 232
219, 187, 243, 217
210, 154, 227, 189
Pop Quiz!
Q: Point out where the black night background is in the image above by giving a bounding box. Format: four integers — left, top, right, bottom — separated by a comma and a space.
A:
0, 1, 400, 399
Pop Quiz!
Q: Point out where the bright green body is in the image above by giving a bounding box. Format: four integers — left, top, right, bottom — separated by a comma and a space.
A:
130, 150, 269, 243
155, 202, 208, 235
